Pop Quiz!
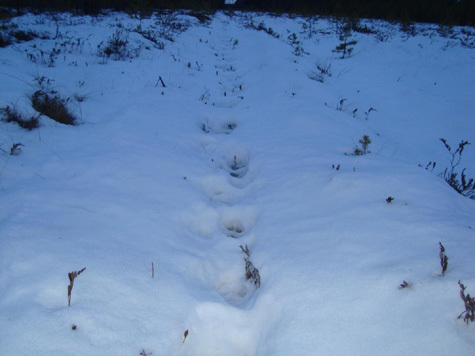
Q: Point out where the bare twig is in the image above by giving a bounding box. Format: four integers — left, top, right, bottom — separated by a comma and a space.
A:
240, 244, 250, 257
156, 75, 166, 88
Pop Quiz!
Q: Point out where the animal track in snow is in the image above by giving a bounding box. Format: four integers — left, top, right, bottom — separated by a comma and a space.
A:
200, 174, 244, 204
180, 302, 260, 355
214, 63, 236, 72
187, 250, 257, 306
227, 154, 248, 178
182, 203, 219, 238
201, 115, 238, 134
213, 98, 239, 109
214, 144, 251, 179
218, 205, 258, 238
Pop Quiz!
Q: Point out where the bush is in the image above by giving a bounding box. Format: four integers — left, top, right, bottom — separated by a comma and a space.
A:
439, 138, 474, 199
458, 281, 475, 324
10, 29, 36, 42
308, 61, 332, 83
98, 30, 140, 61
333, 35, 357, 59
31, 90, 77, 125
351, 135, 371, 155
0, 33, 12, 47
0, 105, 39, 130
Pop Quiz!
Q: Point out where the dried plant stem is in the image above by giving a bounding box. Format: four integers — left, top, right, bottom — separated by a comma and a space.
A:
68, 267, 86, 306
439, 242, 448, 275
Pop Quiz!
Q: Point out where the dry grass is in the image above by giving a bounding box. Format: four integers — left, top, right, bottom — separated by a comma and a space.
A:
32, 90, 77, 125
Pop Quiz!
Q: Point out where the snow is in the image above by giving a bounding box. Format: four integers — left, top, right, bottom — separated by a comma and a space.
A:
1, 10, 475, 356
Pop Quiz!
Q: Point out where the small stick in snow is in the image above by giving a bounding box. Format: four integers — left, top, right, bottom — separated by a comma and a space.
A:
183, 330, 189, 344
68, 267, 86, 306
399, 281, 410, 289
439, 242, 448, 275
156, 76, 166, 88
152, 262, 154, 278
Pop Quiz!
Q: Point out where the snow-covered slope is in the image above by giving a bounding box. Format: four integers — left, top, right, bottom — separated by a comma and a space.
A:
0, 11, 474, 355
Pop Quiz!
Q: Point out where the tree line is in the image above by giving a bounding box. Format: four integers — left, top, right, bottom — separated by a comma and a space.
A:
1, 0, 474, 26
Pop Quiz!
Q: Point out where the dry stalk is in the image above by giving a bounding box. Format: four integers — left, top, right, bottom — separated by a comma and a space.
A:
68, 267, 86, 306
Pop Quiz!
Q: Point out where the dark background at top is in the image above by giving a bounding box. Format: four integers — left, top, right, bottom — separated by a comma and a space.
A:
1, 0, 474, 26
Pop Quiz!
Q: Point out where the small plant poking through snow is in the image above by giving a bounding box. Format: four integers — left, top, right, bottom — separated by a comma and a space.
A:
308, 61, 332, 83
241, 245, 260, 287
357, 135, 371, 155
336, 97, 346, 111
458, 281, 475, 324
347, 135, 371, 156
182, 329, 189, 344
67, 267, 86, 306
424, 161, 437, 172
439, 242, 448, 275
245, 259, 260, 287
365, 107, 377, 120
386, 196, 394, 203
439, 138, 474, 199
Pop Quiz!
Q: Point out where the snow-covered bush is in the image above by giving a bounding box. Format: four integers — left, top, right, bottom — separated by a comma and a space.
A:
98, 29, 139, 61
0, 21, 38, 48
287, 32, 305, 56
154, 11, 192, 42
31, 76, 77, 125
459, 29, 475, 48
136, 29, 165, 49
32, 90, 77, 125
0, 105, 39, 130
308, 60, 332, 83
244, 18, 280, 39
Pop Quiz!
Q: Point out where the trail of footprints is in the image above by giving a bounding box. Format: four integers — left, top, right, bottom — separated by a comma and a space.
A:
187, 19, 261, 305
202, 22, 259, 302
178, 17, 273, 354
